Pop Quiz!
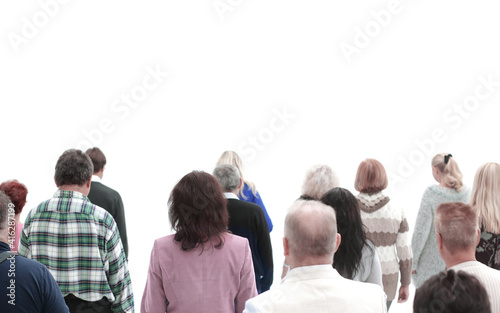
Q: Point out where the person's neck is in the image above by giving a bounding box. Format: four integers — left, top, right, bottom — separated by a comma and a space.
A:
289, 256, 333, 270
0, 234, 9, 247
95, 171, 103, 179
15, 213, 22, 224
444, 250, 476, 268
58, 185, 88, 196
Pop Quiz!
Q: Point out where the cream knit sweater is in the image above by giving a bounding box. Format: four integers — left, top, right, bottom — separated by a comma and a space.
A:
357, 191, 413, 301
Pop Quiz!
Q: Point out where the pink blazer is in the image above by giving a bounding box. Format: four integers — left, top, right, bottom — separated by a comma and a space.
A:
141, 233, 257, 313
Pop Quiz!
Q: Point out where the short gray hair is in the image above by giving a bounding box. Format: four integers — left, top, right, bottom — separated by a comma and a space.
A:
301, 164, 339, 199
285, 200, 338, 261
54, 149, 94, 186
213, 164, 240, 192
0, 191, 12, 230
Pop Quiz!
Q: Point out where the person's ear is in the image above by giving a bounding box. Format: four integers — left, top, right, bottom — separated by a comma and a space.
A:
334, 233, 341, 252
436, 232, 443, 252
283, 237, 289, 256
476, 228, 481, 247
54, 176, 58, 187
86, 178, 92, 188
238, 178, 243, 190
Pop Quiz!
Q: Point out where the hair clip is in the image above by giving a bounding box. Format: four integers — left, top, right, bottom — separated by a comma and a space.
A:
444, 154, 453, 164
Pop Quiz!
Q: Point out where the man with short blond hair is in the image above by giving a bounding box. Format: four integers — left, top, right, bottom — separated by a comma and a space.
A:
435, 202, 500, 313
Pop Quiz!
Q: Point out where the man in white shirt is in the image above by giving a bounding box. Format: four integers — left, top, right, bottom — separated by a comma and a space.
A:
435, 202, 500, 313
244, 200, 386, 313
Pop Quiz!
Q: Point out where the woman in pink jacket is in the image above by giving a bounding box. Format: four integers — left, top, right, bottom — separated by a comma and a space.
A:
141, 171, 258, 313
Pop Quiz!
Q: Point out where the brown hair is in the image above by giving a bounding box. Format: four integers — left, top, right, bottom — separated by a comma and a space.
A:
354, 159, 388, 193
435, 202, 478, 252
86, 147, 107, 173
168, 171, 229, 252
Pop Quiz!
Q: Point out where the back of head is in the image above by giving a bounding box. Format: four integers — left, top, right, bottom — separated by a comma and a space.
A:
212, 164, 240, 193
414, 270, 491, 313
321, 187, 366, 279
285, 200, 337, 263
354, 159, 388, 193
54, 149, 94, 187
0, 191, 12, 231
85, 147, 107, 173
435, 202, 478, 253
0, 180, 28, 215
432, 153, 464, 191
301, 164, 339, 200
169, 171, 228, 252
470, 162, 500, 234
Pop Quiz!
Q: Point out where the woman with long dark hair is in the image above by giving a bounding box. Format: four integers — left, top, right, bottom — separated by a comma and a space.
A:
141, 171, 257, 313
321, 187, 382, 288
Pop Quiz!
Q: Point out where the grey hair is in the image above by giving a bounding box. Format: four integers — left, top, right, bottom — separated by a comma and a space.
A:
213, 164, 240, 192
285, 200, 338, 261
54, 149, 94, 186
301, 164, 340, 199
0, 191, 12, 230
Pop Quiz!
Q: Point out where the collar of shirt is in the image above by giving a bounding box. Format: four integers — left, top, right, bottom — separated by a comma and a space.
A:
223, 192, 239, 200
91, 175, 102, 183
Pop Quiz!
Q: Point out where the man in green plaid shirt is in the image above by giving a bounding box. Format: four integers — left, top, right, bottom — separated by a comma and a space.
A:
18, 149, 134, 313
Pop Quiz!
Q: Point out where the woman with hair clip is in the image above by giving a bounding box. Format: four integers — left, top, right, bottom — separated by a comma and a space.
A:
321, 187, 383, 289
411, 153, 470, 288
470, 162, 500, 270
216, 151, 273, 232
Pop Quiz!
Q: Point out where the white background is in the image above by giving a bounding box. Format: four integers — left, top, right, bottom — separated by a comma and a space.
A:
2, 1, 500, 312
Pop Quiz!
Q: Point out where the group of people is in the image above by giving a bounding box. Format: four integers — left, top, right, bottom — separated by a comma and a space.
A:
0, 149, 500, 313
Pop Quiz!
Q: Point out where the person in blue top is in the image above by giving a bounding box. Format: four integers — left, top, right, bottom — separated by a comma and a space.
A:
0, 191, 69, 313
216, 151, 273, 232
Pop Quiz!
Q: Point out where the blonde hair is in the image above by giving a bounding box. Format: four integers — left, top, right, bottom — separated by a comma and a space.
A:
301, 165, 340, 199
431, 153, 463, 191
470, 162, 500, 234
354, 159, 388, 193
215, 151, 256, 199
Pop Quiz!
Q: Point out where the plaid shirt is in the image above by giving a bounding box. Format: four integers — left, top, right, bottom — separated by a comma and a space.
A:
18, 190, 134, 313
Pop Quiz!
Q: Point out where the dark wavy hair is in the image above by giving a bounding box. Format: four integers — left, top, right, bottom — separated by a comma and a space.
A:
168, 171, 229, 252
0, 180, 28, 215
55, 149, 93, 186
414, 270, 491, 313
321, 187, 369, 279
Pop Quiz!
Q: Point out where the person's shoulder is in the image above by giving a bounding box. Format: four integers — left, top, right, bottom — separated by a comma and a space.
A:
90, 181, 121, 197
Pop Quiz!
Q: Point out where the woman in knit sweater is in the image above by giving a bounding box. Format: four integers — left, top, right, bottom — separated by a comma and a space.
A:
470, 162, 500, 270
411, 153, 470, 288
354, 159, 413, 310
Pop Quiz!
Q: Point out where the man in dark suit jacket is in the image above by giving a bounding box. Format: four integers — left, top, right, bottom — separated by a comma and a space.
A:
86, 147, 129, 258
213, 164, 273, 293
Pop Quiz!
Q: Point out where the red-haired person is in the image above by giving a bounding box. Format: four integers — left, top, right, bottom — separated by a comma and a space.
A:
0, 179, 28, 252
354, 158, 413, 310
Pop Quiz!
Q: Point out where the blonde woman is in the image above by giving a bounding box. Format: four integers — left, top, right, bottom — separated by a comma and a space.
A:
355, 158, 412, 310
216, 151, 273, 232
411, 153, 470, 288
470, 162, 500, 270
